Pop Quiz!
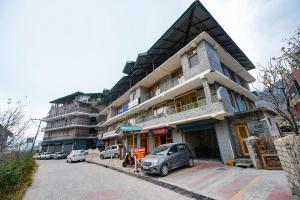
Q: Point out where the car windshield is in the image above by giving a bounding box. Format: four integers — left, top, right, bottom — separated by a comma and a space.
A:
151, 145, 169, 155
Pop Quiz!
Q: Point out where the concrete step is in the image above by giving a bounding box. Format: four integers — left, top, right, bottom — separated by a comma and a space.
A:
235, 162, 253, 168
234, 158, 252, 164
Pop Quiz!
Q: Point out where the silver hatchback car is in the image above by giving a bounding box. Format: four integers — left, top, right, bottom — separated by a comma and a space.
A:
99, 145, 120, 159
141, 143, 194, 176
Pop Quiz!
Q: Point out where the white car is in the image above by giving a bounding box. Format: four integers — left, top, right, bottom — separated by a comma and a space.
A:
66, 150, 86, 163
33, 153, 41, 159
100, 145, 121, 159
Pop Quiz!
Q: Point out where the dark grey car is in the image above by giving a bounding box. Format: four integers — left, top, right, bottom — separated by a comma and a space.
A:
141, 143, 194, 176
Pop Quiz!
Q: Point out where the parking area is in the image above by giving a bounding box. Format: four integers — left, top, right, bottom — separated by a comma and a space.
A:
86, 153, 296, 200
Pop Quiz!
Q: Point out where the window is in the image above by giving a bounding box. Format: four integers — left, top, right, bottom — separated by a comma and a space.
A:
268, 118, 272, 125
187, 49, 199, 68
229, 70, 236, 82
228, 90, 236, 108
169, 145, 178, 154
178, 144, 186, 152
132, 90, 137, 100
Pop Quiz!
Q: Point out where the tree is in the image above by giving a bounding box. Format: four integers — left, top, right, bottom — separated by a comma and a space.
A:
0, 100, 30, 154
258, 29, 300, 135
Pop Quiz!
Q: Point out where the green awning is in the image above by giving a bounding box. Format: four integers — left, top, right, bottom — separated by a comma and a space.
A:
115, 126, 143, 134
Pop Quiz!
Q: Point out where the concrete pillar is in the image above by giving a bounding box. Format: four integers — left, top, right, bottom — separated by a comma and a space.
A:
149, 132, 154, 152
214, 120, 235, 164
172, 129, 183, 143
203, 78, 212, 104
137, 134, 141, 147
246, 136, 263, 169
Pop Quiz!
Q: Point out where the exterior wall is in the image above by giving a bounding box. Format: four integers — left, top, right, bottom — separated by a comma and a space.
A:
274, 135, 300, 196
214, 120, 235, 164
181, 41, 211, 80
228, 110, 279, 158
263, 112, 280, 136
205, 42, 222, 73
218, 86, 239, 113
172, 128, 183, 143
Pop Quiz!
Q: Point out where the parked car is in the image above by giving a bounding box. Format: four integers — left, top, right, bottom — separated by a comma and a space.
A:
66, 150, 86, 163
33, 153, 41, 159
53, 152, 67, 159
40, 152, 55, 159
99, 145, 120, 159
141, 143, 194, 176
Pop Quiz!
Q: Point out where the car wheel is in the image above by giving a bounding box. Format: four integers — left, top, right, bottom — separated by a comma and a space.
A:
160, 164, 169, 176
188, 158, 194, 167
114, 153, 119, 158
100, 155, 104, 159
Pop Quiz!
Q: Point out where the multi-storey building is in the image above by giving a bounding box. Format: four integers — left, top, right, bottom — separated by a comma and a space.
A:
98, 1, 280, 164
41, 92, 106, 153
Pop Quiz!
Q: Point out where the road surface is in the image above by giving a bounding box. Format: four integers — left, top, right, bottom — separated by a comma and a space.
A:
24, 160, 190, 200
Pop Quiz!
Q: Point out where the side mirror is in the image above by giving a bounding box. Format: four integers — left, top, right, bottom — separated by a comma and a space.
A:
168, 151, 173, 155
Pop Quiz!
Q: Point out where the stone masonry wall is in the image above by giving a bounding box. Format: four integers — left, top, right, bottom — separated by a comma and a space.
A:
228, 110, 274, 158
274, 135, 300, 196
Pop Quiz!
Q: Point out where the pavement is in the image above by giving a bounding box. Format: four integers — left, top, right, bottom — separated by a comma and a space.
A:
24, 159, 192, 200
86, 153, 298, 200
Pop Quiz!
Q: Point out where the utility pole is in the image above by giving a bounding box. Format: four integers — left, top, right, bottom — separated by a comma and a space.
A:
30, 118, 43, 153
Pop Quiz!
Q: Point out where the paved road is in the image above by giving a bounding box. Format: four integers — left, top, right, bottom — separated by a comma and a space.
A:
24, 160, 191, 200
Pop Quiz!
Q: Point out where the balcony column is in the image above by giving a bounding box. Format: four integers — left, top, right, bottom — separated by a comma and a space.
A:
203, 78, 212, 104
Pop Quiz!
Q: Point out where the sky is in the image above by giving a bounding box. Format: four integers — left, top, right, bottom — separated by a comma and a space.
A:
0, 0, 299, 140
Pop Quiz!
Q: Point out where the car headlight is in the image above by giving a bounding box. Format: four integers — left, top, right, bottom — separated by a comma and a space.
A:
152, 159, 159, 165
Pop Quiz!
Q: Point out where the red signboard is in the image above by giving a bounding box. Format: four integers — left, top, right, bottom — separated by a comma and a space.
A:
153, 128, 167, 135
134, 147, 146, 159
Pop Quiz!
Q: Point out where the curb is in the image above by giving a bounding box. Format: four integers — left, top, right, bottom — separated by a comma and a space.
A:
86, 159, 214, 200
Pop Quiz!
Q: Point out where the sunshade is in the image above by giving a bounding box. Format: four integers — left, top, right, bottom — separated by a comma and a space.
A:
115, 126, 143, 134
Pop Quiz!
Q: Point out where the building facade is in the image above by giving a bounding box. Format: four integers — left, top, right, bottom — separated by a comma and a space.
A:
41, 92, 106, 153
98, 1, 280, 164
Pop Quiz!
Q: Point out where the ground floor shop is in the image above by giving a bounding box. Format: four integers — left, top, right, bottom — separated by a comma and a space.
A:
41, 138, 97, 153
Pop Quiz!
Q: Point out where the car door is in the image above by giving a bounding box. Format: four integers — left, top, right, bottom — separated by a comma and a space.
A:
104, 147, 111, 158
167, 145, 180, 169
177, 144, 188, 167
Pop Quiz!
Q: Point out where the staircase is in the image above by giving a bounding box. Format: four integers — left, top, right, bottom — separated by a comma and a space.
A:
234, 158, 253, 168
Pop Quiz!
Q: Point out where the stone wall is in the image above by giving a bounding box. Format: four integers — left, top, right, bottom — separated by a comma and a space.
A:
246, 136, 263, 169
274, 135, 300, 196
228, 110, 278, 158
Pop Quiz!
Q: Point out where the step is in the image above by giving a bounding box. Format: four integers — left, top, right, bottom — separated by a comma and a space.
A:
234, 158, 252, 163
235, 162, 253, 168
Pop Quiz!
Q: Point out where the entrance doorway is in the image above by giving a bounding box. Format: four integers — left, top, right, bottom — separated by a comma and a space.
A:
235, 124, 250, 156
140, 133, 149, 154
185, 128, 220, 159
154, 133, 172, 148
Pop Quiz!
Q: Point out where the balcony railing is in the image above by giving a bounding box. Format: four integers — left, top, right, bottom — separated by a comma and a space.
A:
135, 94, 218, 124
43, 133, 98, 140
140, 75, 185, 103
46, 107, 98, 119
44, 120, 98, 131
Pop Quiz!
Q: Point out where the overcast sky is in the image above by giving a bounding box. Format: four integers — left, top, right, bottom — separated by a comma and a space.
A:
0, 0, 299, 139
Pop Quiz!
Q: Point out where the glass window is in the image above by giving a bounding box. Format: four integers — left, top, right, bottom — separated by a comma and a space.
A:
228, 90, 236, 108
188, 50, 199, 68
178, 144, 186, 152
169, 145, 178, 153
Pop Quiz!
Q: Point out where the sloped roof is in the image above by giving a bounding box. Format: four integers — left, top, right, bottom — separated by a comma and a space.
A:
50, 91, 104, 104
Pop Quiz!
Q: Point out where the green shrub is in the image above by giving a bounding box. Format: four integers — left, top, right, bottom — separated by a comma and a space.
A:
0, 153, 36, 199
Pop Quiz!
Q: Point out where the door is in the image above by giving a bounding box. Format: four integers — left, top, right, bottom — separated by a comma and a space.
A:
140, 134, 149, 154
104, 146, 111, 158
235, 124, 250, 156
167, 145, 180, 169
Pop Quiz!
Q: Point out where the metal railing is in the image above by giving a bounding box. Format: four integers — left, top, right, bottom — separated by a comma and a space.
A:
46, 107, 98, 119
140, 75, 185, 103
135, 94, 219, 124
43, 133, 98, 140
44, 120, 98, 131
